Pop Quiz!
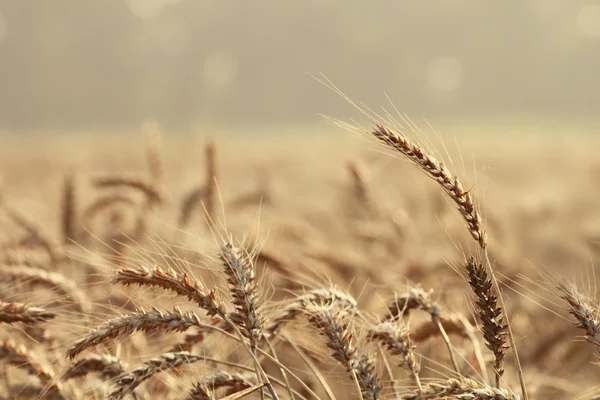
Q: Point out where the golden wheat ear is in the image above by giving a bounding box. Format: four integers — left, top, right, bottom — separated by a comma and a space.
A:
558, 280, 600, 357
304, 302, 381, 400
363, 121, 527, 398
465, 256, 508, 387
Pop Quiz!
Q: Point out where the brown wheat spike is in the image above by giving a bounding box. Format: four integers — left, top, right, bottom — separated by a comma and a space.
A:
108, 351, 204, 400
219, 242, 264, 348
62, 354, 126, 380
179, 185, 207, 228
401, 377, 511, 399
265, 287, 358, 337
205, 140, 217, 220
60, 171, 78, 245
305, 302, 381, 400
370, 124, 486, 248
558, 280, 600, 357
144, 121, 164, 184
0, 339, 62, 396
112, 265, 226, 318
385, 286, 440, 321
91, 175, 164, 205
466, 256, 508, 387
66, 307, 204, 359
0, 301, 55, 324
0, 264, 88, 312
368, 321, 422, 392
384, 286, 460, 374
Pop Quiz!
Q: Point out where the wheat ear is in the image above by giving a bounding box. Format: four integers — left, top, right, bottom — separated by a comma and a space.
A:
219, 242, 264, 349
385, 286, 460, 374
558, 280, 600, 357
305, 302, 381, 400
466, 256, 508, 387
368, 321, 422, 393
401, 377, 512, 399
0, 301, 55, 324
265, 287, 357, 337
112, 265, 226, 317
0, 264, 88, 312
66, 307, 205, 359
108, 351, 204, 400
370, 123, 526, 398
0, 339, 63, 397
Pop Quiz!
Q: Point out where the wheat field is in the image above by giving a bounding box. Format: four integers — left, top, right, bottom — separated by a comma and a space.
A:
0, 117, 599, 400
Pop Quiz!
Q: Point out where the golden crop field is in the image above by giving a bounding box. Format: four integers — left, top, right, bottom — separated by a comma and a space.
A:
1, 112, 599, 399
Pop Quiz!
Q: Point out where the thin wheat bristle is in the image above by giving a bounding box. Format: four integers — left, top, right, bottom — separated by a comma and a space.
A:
109, 351, 204, 400
66, 307, 204, 359
466, 256, 508, 387
112, 265, 226, 317
558, 280, 600, 357
62, 354, 126, 380
370, 124, 486, 248
305, 302, 381, 400
0, 300, 55, 324
219, 242, 264, 348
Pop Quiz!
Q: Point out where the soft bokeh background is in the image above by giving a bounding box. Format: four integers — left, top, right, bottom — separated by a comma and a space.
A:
1, 1, 600, 132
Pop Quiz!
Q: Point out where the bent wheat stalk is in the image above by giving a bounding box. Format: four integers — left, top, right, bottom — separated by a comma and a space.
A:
368, 123, 527, 399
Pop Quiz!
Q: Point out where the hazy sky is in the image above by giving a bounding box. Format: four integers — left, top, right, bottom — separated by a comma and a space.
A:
0, 1, 599, 130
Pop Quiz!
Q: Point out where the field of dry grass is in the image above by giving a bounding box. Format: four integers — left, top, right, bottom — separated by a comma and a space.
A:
0, 119, 599, 399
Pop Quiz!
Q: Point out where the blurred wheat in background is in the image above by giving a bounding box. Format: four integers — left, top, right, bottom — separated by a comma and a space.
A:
1, 1, 600, 399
